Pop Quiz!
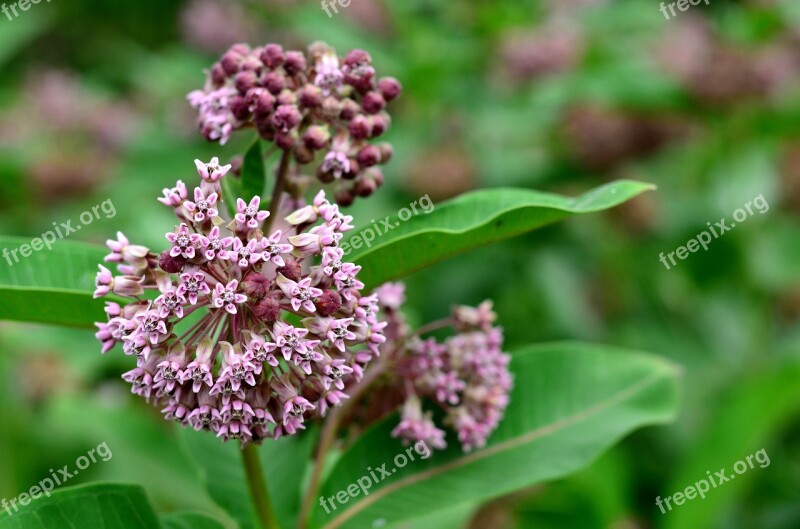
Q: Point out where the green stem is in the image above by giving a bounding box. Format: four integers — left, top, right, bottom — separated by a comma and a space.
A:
242, 444, 281, 529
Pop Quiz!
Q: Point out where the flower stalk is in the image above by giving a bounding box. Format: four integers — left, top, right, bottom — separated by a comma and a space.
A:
242, 444, 281, 529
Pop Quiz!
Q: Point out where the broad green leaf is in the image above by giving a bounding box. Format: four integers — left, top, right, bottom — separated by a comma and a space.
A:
346, 181, 655, 289
0, 483, 160, 529
663, 362, 800, 529
179, 427, 317, 529
220, 175, 243, 218
241, 139, 267, 200
312, 342, 680, 529
161, 512, 227, 529
0, 237, 109, 328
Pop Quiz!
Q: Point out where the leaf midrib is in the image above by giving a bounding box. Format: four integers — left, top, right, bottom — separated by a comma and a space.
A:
321, 367, 671, 529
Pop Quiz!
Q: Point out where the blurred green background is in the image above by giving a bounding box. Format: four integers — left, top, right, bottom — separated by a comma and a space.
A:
1, 0, 799, 527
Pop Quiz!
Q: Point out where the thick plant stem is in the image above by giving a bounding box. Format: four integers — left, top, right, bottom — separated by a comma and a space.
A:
264, 149, 292, 232
297, 357, 390, 529
242, 444, 281, 529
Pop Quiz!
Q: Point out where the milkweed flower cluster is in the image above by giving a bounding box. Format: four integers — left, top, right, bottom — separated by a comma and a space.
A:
375, 284, 512, 452
187, 41, 401, 206
94, 158, 386, 445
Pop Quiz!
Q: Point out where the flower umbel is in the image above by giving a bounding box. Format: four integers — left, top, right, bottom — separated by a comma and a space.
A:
95, 159, 385, 446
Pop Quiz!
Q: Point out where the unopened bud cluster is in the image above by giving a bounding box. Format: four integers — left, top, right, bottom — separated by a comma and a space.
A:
188, 41, 401, 206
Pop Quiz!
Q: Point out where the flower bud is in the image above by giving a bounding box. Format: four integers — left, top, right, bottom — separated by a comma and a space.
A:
263, 71, 286, 95
284, 51, 307, 75
277, 89, 297, 106
221, 50, 245, 75
340, 99, 360, 121
242, 273, 271, 299
294, 145, 315, 164
260, 44, 285, 69
272, 105, 302, 133
378, 142, 393, 163
335, 188, 355, 206
369, 114, 389, 137
235, 70, 259, 94
303, 125, 331, 150
349, 115, 372, 140
344, 49, 372, 68
211, 63, 227, 86
362, 91, 386, 114
251, 89, 276, 115
353, 177, 377, 197
296, 84, 322, 108
159, 250, 186, 273
321, 96, 343, 119
275, 130, 298, 150
277, 260, 302, 281
316, 290, 342, 316
253, 297, 281, 323
230, 95, 251, 120
357, 145, 381, 167
378, 77, 402, 101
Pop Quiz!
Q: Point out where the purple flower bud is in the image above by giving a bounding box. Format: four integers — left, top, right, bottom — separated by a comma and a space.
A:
284, 51, 307, 75
294, 145, 314, 164
230, 95, 251, 120
263, 71, 286, 95
253, 297, 281, 323
378, 77, 402, 101
249, 89, 276, 116
276, 89, 297, 106
357, 145, 381, 167
335, 188, 355, 206
303, 125, 331, 150
260, 44, 285, 69
369, 114, 389, 137
316, 290, 343, 316
159, 250, 186, 273
362, 91, 386, 114
293, 85, 320, 109
211, 63, 227, 86
378, 142, 393, 163
321, 97, 343, 119
241, 272, 271, 299
277, 260, 303, 282
353, 177, 377, 197
349, 115, 372, 140
221, 50, 245, 75
275, 130, 298, 150
272, 105, 302, 133
339, 98, 360, 121
344, 49, 372, 68
235, 70, 259, 94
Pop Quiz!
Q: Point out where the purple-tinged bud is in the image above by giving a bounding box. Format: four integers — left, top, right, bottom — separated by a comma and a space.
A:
335, 188, 356, 206
357, 145, 381, 167
242, 273, 271, 299
343, 159, 360, 180
272, 105, 302, 133
321, 97, 343, 119
362, 91, 386, 114
241, 55, 263, 72
277, 260, 302, 282
230, 95, 251, 120
276, 89, 297, 106
369, 114, 389, 137
211, 63, 227, 86
263, 71, 286, 95
284, 51, 307, 75
298, 84, 323, 108
260, 44, 285, 69
251, 89, 276, 115
340, 99, 360, 121
316, 290, 342, 316
221, 50, 245, 75
353, 177, 377, 197
275, 130, 298, 150
230, 43, 251, 55
303, 125, 331, 150
378, 77, 402, 101
159, 250, 186, 273
349, 115, 372, 140
317, 169, 335, 184
253, 297, 281, 323
235, 70, 259, 94
229, 155, 244, 176
294, 145, 315, 164
344, 49, 372, 68
378, 143, 393, 163
369, 167, 385, 187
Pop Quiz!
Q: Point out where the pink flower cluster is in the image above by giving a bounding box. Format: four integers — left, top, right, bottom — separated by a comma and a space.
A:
376, 285, 512, 452
94, 158, 386, 446
187, 41, 401, 206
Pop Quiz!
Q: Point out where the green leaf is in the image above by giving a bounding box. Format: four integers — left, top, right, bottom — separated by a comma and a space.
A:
160, 512, 227, 529
346, 181, 655, 289
241, 139, 267, 200
220, 175, 243, 218
0, 483, 160, 529
178, 427, 317, 529
312, 342, 680, 529
0, 237, 110, 328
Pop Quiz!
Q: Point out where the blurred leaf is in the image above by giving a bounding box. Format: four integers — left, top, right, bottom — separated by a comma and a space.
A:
0, 483, 159, 529
179, 427, 317, 529
0, 238, 108, 328
160, 512, 227, 529
347, 181, 655, 289
312, 342, 680, 529
0, 14, 53, 67
220, 176, 243, 219
663, 362, 800, 529
241, 139, 266, 200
